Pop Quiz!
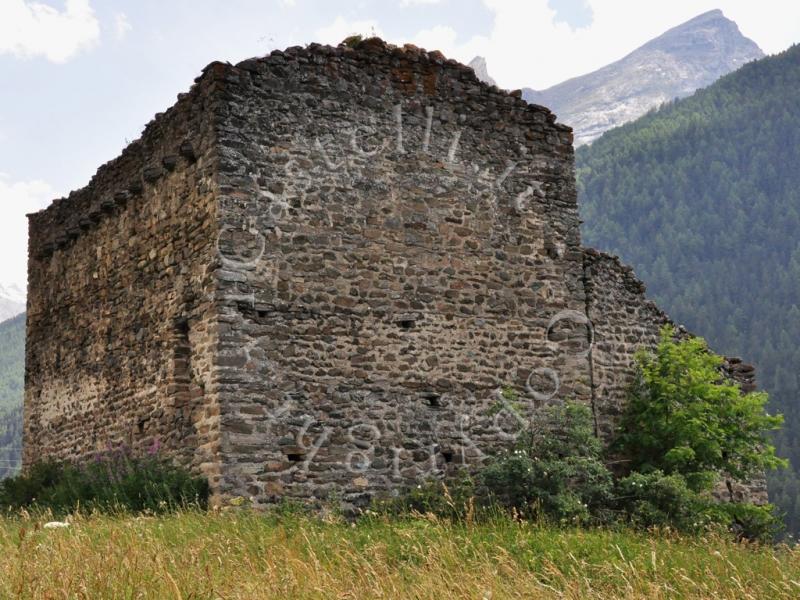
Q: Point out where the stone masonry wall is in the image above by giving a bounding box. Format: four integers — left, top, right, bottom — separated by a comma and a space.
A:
209, 40, 594, 507
23, 38, 765, 509
24, 70, 223, 486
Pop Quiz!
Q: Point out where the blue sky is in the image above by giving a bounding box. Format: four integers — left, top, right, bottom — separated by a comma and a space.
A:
2, 0, 799, 289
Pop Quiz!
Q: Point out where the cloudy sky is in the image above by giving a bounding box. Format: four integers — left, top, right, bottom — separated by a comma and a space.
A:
1, 0, 799, 290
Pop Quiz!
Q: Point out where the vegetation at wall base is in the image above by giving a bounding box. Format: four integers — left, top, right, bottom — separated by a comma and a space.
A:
382, 331, 785, 542
615, 327, 785, 488
0, 446, 209, 515
0, 329, 790, 595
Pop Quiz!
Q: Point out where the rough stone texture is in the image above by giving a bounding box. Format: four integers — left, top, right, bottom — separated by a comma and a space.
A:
24, 74, 224, 488
24, 38, 764, 508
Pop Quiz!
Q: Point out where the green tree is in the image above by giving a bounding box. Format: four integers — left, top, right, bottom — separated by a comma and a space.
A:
616, 327, 786, 491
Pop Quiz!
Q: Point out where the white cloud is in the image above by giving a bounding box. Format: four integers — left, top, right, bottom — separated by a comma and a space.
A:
315, 16, 385, 45
0, 174, 56, 288
409, 24, 460, 50
113, 12, 131, 42
401, 0, 443, 6
0, 0, 100, 63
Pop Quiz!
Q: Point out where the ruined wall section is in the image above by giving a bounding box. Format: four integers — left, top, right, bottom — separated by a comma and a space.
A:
210, 40, 591, 505
582, 248, 672, 441
583, 248, 768, 504
24, 70, 223, 483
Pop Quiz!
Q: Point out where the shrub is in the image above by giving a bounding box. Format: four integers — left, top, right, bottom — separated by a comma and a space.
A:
385, 380, 782, 541
615, 326, 786, 491
476, 402, 614, 525
0, 445, 208, 515
375, 476, 477, 521
341, 35, 363, 47
614, 470, 710, 532
707, 502, 784, 544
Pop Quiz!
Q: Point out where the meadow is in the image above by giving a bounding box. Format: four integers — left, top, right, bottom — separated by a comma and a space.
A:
1, 509, 798, 599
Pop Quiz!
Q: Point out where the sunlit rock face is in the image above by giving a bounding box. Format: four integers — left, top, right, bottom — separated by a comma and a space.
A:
523, 10, 764, 146
468, 56, 496, 87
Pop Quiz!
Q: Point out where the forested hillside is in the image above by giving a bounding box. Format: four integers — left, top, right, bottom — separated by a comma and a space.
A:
0, 314, 24, 478
577, 44, 800, 534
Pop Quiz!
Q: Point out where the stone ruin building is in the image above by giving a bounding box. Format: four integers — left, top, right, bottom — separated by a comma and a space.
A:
24, 38, 765, 507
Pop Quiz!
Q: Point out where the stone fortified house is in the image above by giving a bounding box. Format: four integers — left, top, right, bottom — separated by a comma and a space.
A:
24, 38, 763, 507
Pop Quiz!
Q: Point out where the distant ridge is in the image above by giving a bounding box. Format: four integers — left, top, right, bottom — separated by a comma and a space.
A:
0, 313, 24, 478
0, 283, 25, 322
523, 9, 763, 145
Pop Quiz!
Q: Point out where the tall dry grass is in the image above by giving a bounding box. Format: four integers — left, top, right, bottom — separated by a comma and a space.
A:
0, 509, 798, 599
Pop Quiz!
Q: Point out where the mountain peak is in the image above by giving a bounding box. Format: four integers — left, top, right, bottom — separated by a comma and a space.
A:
644, 8, 760, 54
523, 10, 763, 145
468, 56, 496, 87
689, 8, 725, 21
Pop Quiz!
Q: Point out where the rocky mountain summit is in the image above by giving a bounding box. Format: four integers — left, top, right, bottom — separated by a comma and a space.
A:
522, 9, 763, 146
0, 284, 25, 322
468, 56, 496, 87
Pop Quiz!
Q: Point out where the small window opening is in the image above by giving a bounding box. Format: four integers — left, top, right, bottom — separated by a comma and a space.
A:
422, 392, 442, 407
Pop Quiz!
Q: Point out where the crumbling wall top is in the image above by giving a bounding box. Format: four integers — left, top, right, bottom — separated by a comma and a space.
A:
28, 38, 572, 261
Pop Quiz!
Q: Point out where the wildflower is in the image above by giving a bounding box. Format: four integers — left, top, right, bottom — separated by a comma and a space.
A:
148, 438, 161, 456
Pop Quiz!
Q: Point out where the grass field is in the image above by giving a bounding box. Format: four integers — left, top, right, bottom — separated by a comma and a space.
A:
1, 509, 798, 599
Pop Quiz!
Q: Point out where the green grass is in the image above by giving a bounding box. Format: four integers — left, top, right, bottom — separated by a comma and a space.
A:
1, 509, 798, 598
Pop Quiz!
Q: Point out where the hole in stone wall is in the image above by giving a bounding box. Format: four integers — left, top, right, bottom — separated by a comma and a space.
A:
441, 449, 454, 463
286, 453, 304, 462
422, 392, 441, 407
398, 319, 415, 330
175, 317, 190, 338
171, 317, 193, 391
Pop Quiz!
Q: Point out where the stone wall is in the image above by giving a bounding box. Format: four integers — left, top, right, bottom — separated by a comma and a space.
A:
24, 68, 223, 487
209, 40, 595, 506
23, 38, 765, 508
582, 248, 672, 441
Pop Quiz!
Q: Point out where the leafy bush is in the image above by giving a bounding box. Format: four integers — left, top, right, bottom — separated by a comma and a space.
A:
340, 34, 363, 47
374, 476, 478, 521
707, 502, 784, 544
385, 346, 785, 541
614, 470, 710, 531
0, 445, 208, 515
477, 402, 614, 525
615, 326, 786, 490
